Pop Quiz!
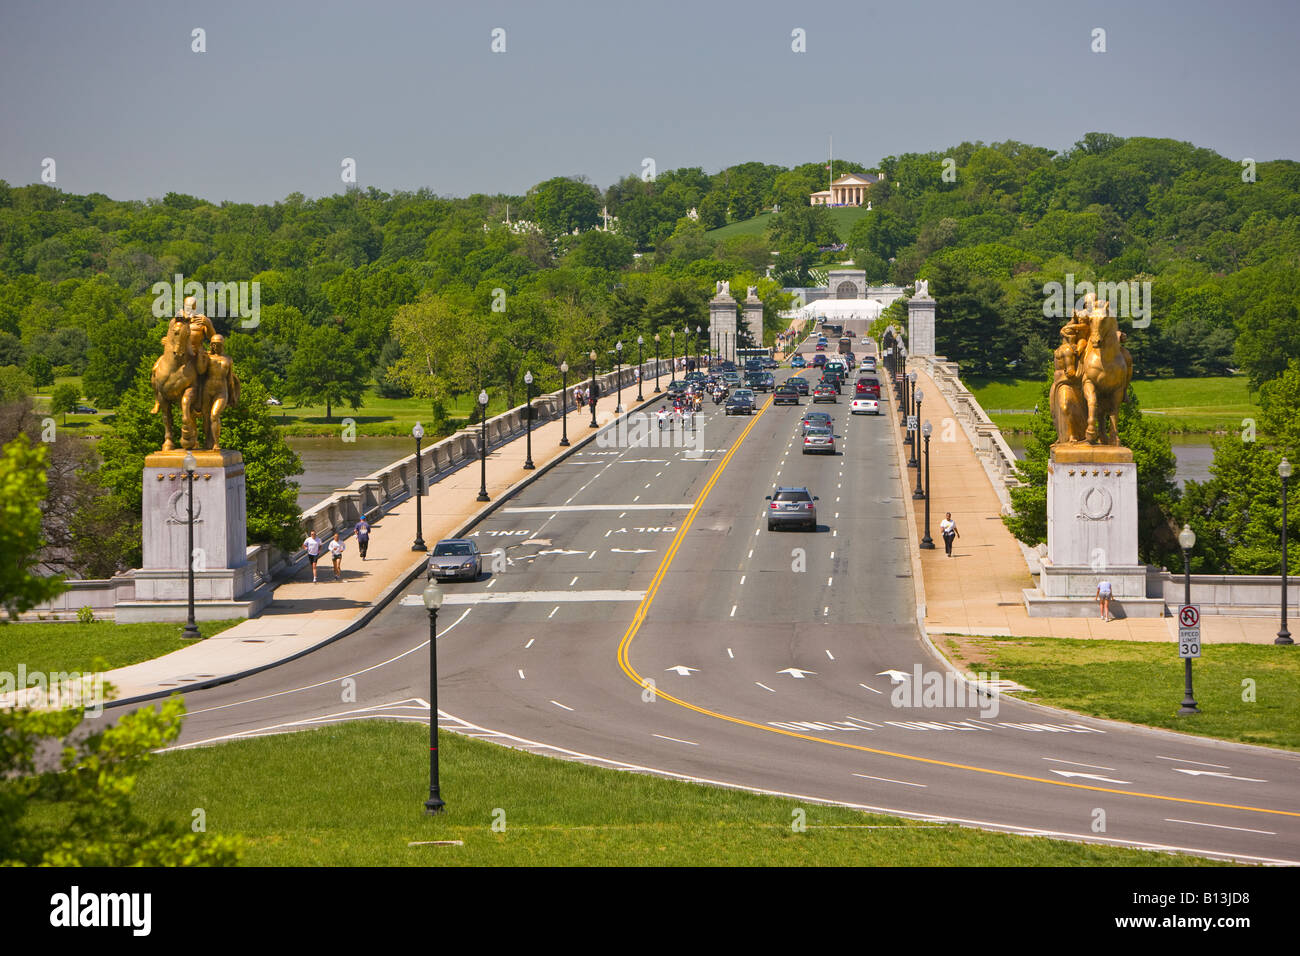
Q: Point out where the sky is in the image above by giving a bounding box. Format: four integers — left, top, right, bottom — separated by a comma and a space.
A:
2, 0, 1298, 204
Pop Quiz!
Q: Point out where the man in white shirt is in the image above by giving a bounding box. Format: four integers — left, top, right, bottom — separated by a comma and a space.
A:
304, 531, 323, 583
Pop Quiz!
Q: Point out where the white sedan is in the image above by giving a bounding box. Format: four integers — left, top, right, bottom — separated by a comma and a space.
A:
850, 397, 880, 415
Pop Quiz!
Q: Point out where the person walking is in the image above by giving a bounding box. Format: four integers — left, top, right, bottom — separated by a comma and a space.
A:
1097, 579, 1113, 622
328, 532, 345, 581
354, 516, 372, 560
939, 513, 959, 557
303, 530, 323, 583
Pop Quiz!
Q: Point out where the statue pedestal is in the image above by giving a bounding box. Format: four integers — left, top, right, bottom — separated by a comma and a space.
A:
907, 294, 935, 356
116, 450, 271, 622
1024, 445, 1165, 617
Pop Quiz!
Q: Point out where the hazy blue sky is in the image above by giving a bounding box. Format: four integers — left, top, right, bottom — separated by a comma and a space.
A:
2, 0, 1297, 203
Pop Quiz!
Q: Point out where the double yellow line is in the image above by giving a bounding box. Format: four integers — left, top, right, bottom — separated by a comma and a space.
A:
615, 396, 1300, 820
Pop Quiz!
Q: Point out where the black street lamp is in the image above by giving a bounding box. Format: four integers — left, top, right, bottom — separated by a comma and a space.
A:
1279, 457, 1293, 645
920, 420, 935, 549
182, 451, 201, 640
522, 371, 535, 470
476, 390, 490, 502
907, 375, 920, 467
695, 325, 701, 371
615, 341, 624, 413
411, 422, 427, 551
654, 334, 661, 392
912, 390, 926, 495
588, 349, 599, 428
636, 336, 645, 401
422, 581, 446, 813
1178, 523, 1200, 715
899, 356, 908, 416
559, 361, 570, 447
670, 330, 676, 380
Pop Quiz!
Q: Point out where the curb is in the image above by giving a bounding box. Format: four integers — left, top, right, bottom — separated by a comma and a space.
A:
104, 389, 667, 711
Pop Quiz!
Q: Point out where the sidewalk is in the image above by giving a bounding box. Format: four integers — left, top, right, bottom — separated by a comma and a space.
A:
897, 362, 1283, 644
93, 391, 658, 706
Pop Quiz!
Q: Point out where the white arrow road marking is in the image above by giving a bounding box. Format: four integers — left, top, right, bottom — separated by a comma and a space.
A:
1155, 755, 1230, 769
1050, 770, 1132, 784
1165, 819, 1276, 835
652, 733, 699, 746
611, 548, 655, 554
665, 665, 698, 676
534, 549, 586, 556
1172, 769, 1267, 782
852, 772, 926, 788
877, 669, 911, 684
778, 668, 817, 679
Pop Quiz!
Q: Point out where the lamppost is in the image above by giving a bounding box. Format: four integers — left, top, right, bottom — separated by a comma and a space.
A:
559, 361, 570, 447
588, 349, 598, 428
523, 371, 535, 469
411, 422, 427, 551
615, 341, 624, 413
476, 390, 490, 502
899, 355, 909, 415
912, 390, 926, 493
422, 581, 445, 813
636, 335, 644, 401
907, 374, 919, 467
920, 420, 935, 548
695, 325, 701, 371
1178, 523, 1200, 715
181, 451, 201, 640
654, 334, 661, 392
670, 330, 676, 380
1279, 458, 1293, 645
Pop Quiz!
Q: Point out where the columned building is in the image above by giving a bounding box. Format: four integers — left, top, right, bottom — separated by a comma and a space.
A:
810, 172, 880, 207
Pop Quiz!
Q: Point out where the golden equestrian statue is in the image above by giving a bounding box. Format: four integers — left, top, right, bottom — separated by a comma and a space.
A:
150, 296, 239, 451
1050, 292, 1133, 448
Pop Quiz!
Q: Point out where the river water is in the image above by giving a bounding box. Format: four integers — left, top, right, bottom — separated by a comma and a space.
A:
1003, 435, 1216, 488
287, 436, 416, 514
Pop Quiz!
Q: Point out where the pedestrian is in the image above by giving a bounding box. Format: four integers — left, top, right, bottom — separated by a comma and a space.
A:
939, 512, 959, 557
1097, 579, 1113, 622
354, 516, 372, 560
303, 530, 323, 583
329, 532, 345, 581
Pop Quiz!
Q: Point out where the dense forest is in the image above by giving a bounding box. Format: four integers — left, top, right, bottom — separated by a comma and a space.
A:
1, 132, 1298, 578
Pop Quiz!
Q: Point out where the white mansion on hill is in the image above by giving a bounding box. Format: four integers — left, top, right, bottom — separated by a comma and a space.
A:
810, 171, 881, 207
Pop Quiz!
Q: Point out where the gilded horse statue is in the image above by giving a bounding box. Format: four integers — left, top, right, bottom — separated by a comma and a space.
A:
150, 313, 200, 450
1079, 295, 1133, 445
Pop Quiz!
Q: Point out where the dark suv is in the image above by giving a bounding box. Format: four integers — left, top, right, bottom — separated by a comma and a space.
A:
766, 487, 818, 531
745, 371, 775, 392
855, 375, 881, 399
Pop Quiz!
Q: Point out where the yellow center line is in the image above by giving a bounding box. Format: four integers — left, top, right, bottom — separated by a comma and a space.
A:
616, 394, 1300, 820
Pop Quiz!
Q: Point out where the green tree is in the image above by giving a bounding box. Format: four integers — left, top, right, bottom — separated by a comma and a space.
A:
50, 382, 80, 423
0, 692, 242, 865
23, 353, 52, 393
284, 324, 369, 421
0, 435, 66, 617
0, 366, 34, 404
83, 316, 152, 408
532, 177, 601, 237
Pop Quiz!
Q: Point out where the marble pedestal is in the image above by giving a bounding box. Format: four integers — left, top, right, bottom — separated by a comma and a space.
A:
907, 295, 935, 356
1024, 445, 1165, 617
116, 449, 271, 622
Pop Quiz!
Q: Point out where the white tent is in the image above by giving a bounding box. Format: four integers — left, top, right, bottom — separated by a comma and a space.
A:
786, 298, 885, 323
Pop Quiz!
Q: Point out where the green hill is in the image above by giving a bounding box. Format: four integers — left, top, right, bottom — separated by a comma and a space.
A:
707, 206, 869, 243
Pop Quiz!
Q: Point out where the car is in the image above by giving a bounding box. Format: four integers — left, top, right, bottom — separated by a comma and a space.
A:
861, 338, 871, 347
685, 371, 707, 385
815, 342, 827, 351
790, 355, 807, 368
666, 379, 689, 396
801, 425, 836, 454
745, 371, 775, 392
850, 396, 881, 415
427, 539, 482, 581
813, 354, 827, 368
725, 388, 756, 415
766, 486, 818, 531
801, 411, 833, 434
773, 384, 800, 405
761, 357, 779, 370
721, 371, 742, 387
820, 374, 843, 394
862, 357, 877, 372
855, 376, 881, 399
265, 397, 283, 406
71, 404, 98, 414
812, 385, 837, 403
784, 377, 810, 395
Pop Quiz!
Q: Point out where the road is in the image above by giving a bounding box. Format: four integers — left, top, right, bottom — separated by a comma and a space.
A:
151, 322, 1300, 864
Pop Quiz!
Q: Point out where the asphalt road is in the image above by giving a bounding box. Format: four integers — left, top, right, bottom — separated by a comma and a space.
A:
156, 322, 1300, 864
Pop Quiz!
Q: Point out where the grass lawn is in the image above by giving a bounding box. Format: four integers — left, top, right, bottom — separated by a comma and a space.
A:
943, 637, 1300, 751
706, 207, 868, 244
965, 376, 1261, 434
131, 721, 1225, 866
0, 619, 241, 675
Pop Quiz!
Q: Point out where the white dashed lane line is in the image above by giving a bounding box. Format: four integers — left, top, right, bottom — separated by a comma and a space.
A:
518, 669, 526, 679
853, 772, 927, 789
569, 576, 578, 586
755, 682, 776, 693
551, 700, 574, 711
652, 733, 699, 747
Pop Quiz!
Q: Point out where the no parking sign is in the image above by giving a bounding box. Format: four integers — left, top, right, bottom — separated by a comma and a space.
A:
1178, 604, 1201, 658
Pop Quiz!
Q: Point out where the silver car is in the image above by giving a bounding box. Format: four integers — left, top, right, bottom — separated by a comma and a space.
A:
766, 487, 818, 531
801, 425, 836, 454
427, 539, 481, 581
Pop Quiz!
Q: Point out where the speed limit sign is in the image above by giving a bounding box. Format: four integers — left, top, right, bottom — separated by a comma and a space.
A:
1178, 604, 1201, 658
